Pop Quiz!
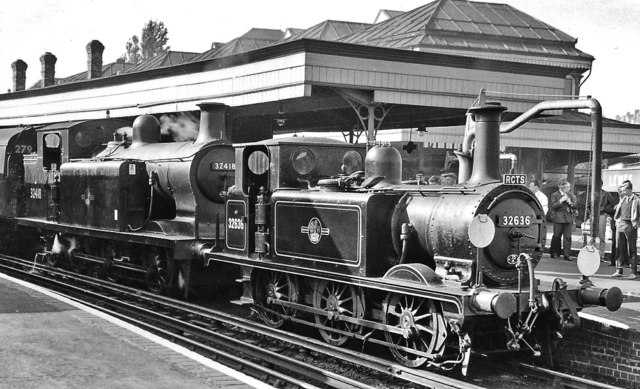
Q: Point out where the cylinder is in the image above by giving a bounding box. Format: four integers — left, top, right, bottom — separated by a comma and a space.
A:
471, 290, 517, 319
466, 103, 506, 186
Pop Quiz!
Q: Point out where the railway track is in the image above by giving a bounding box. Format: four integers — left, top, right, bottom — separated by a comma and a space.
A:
0, 254, 481, 389
1, 254, 622, 389
473, 354, 625, 389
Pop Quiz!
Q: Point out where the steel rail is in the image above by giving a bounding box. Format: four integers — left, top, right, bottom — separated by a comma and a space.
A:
475, 353, 624, 389
0, 255, 479, 389
0, 258, 336, 389
3, 255, 483, 389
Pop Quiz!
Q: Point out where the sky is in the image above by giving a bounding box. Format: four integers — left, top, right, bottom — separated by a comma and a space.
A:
0, 0, 638, 118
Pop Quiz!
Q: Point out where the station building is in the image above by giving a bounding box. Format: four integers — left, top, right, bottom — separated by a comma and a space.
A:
1, 0, 638, 186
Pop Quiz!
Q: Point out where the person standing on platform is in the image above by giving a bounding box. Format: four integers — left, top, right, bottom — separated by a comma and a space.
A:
529, 179, 548, 214
611, 180, 640, 279
609, 187, 622, 266
549, 178, 578, 261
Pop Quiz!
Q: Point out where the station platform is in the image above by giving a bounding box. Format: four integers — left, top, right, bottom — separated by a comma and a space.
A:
0, 273, 271, 389
539, 224, 640, 330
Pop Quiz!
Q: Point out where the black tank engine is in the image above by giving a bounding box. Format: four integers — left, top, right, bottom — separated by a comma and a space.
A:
207, 100, 622, 371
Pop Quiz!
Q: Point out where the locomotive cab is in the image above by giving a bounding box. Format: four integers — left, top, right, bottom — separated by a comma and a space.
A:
22, 119, 130, 220
0, 127, 36, 218
225, 137, 366, 256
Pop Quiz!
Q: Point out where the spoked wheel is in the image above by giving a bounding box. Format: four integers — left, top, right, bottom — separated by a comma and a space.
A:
252, 270, 298, 328
382, 293, 439, 368
145, 264, 169, 294
312, 280, 364, 346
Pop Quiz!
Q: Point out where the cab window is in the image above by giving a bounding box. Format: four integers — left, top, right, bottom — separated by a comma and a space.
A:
43, 133, 62, 171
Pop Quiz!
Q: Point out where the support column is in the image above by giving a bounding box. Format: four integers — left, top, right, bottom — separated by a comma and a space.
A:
355, 103, 392, 143
332, 88, 393, 145
536, 149, 544, 182
566, 150, 576, 185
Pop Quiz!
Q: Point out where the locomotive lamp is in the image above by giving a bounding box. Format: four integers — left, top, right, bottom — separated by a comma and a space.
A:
275, 103, 287, 127
576, 244, 600, 282
468, 214, 495, 287
403, 126, 427, 154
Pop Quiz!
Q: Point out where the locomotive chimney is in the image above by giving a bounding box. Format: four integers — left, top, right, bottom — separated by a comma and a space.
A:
11, 59, 27, 92
466, 103, 506, 186
40, 52, 57, 87
196, 103, 228, 144
86, 40, 105, 80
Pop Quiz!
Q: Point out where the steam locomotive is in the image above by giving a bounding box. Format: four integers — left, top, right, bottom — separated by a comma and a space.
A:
0, 97, 623, 372
205, 99, 623, 371
0, 103, 250, 295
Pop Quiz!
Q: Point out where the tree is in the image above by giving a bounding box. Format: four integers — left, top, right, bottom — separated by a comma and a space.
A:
123, 35, 141, 64
141, 20, 170, 60
122, 20, 170, 64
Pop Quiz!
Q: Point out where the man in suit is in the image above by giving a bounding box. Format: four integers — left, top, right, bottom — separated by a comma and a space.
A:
611, 180, 640, 279
549, 178, 578, 261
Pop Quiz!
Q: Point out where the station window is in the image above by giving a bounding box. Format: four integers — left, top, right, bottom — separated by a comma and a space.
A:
43, 133, 62, 171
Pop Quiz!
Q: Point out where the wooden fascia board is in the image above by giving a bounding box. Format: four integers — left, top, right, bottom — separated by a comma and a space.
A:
0, 39, 574, 103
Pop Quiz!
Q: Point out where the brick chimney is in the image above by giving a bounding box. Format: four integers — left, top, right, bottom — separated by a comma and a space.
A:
86, 40, 104, 80
40, 52, 57, 87
11, 60, 27, 92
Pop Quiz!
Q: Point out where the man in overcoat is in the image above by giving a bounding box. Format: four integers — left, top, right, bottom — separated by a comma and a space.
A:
549, 178, 578, 260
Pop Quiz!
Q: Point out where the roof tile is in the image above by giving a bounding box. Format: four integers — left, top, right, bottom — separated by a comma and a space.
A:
338, 0, 591, 67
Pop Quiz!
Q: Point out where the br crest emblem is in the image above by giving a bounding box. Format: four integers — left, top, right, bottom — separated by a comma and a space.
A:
301, 217, 330, 244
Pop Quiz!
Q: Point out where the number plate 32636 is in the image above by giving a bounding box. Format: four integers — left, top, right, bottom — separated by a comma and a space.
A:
498, 215, 531, 227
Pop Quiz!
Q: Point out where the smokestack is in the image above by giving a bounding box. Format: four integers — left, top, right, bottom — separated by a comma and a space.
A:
466, 103, 506, 186
196, 103, 228, 144
86, 40, 104, 80
11, 60, 27, 92
40, 52, 57, 87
